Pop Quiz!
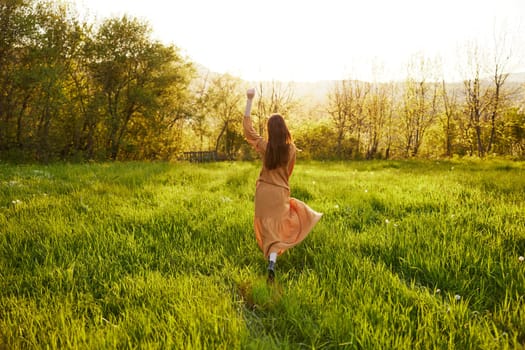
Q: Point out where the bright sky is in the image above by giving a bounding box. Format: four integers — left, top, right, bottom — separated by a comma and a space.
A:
76, 0, 524, 82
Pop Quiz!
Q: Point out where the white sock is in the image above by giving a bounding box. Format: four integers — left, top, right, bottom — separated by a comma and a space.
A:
269, 252, 277, 263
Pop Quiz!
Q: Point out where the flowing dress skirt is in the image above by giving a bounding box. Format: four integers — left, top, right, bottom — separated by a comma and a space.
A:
254, 181, 322, 258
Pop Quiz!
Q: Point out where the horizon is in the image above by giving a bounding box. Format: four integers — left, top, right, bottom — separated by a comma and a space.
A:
76, 0, 525, 83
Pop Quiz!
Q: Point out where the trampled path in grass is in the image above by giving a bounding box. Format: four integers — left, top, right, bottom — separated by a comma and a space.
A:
1, 160, 524, 349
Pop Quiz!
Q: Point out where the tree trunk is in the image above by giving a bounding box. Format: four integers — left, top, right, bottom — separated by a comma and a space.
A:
215, 121, 227, 153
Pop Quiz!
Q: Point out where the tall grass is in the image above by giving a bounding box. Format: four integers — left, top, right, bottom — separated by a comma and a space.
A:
1, 160, 524, 349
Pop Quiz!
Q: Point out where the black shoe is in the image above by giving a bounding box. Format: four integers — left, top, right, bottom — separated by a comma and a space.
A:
267, 261, 275, 283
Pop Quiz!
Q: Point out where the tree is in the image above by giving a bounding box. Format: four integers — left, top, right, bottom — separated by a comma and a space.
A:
255, 81, 296, 138
460, 29, 513, 157
204, 74, 243, 159
294, 122, 339, 160
401, 55, 440, 157
187, 71, 214, 151
31, 1, 87, 161
440, 80, 460, 157
125, 52, 194, 160
462, 43, 491, 157
486, 30, 512, 154
363, 82, 393, 159
89, 16, 192, 160
327, 80, 352, 158
0, 0, 86, 161
327, 79, 369, 158
496, 107, 525, 157
0, 0, 35, 153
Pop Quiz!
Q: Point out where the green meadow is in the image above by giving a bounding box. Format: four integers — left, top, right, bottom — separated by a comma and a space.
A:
1, 160, 525, 349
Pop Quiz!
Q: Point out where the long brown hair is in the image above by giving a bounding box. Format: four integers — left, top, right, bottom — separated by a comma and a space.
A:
264, 114, 292, 170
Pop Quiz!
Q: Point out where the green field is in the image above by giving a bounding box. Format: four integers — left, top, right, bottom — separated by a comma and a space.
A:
1, 160, 525, 349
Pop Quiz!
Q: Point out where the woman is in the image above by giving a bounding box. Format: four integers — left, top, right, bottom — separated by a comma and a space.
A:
243, 88, 322, 282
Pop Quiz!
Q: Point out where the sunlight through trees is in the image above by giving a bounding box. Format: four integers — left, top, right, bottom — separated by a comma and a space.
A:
1, 0, 524, 161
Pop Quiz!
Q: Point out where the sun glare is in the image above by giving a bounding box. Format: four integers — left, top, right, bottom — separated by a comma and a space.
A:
76, 0, 524, 82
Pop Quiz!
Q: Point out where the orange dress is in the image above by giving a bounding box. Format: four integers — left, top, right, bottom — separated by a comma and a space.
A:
243, 117, 322, 258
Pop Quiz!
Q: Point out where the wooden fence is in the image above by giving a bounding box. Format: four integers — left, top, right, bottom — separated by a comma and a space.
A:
183, 151, 218, 163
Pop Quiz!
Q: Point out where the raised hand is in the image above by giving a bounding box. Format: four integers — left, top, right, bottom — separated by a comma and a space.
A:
244, 88, 255, 116
246, 88, 255, 100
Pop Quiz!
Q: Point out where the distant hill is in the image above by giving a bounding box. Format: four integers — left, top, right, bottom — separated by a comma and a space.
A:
191, 61, 524, 103
288, 80, 334, 103
507, 72, 525, 83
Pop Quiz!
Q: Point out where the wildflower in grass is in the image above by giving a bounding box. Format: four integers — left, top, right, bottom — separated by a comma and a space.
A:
455, 294, 461, 301
385, 219, 390, 224
334, 204, 339, 209
436, 288, 441, 294
221, 196, 232, 203
393, 223, 398, 227
519, 256, 524, 262
11, 199, 22, 205
364, 189, 368, 193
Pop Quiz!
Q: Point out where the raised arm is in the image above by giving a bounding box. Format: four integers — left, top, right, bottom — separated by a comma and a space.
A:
243, 88, 265, 154
245, 88, 255, 117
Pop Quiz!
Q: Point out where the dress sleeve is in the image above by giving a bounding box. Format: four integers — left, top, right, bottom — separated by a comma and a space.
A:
288, 144, 296, 176
243, 117, 266, 155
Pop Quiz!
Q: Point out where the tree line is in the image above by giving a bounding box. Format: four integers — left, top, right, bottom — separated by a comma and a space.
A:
1, 0, 524, 162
